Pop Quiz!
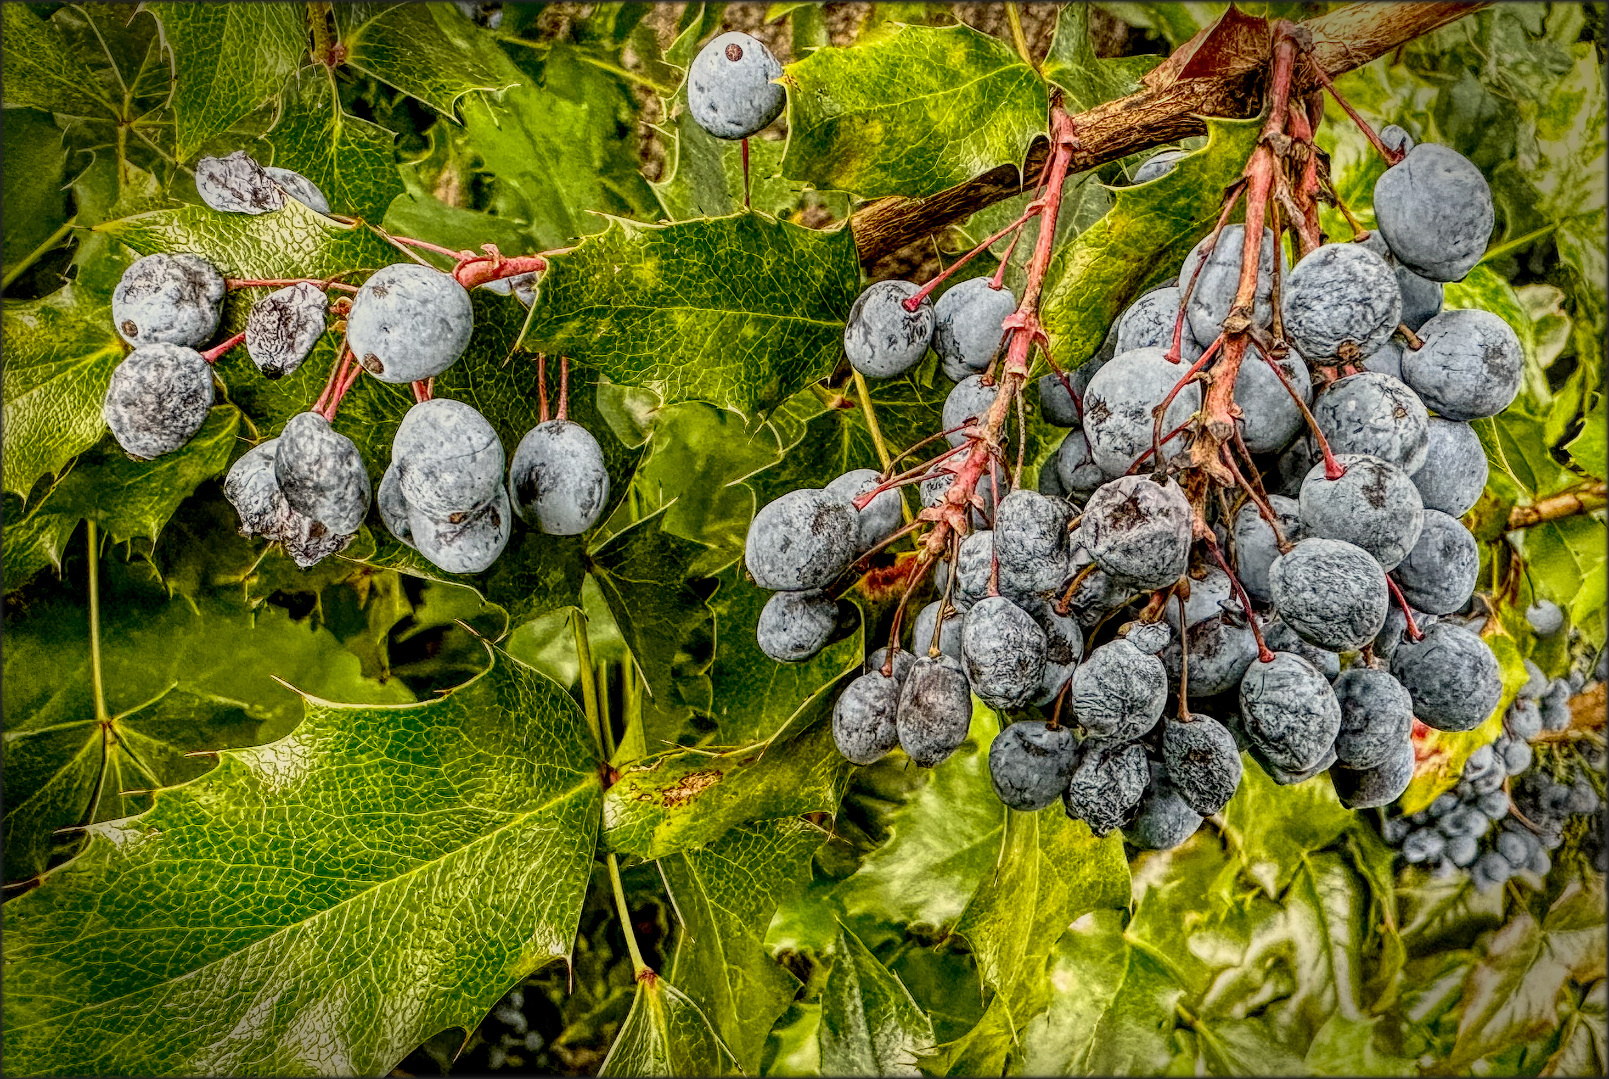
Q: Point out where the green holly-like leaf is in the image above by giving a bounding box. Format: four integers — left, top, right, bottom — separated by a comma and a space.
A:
2, 282, 127, 499
1517, 514, 1608, 647
1564, 397, 1605, 481
1447, 878, 1608, 1069
455, 44, 661, 250
819, 922, 936, 1076
522, 212, 860, 414
1220, 752, 1355, 897
652, 103, 810, 223
602, 712, 848, 860
335, 1, 519, 118
267, 71, 404, 222
1014, 906, 1184, 1076
3, 552, 417, 882
590, 507, 717, 705
97, 196, 400, 280
704, 562, 863, 747
146, 2, 307, 159
780, 23, 1048, 199
661, 817, 825, 1071
832, 704, 1004, 938
955, 805, 1130, 1013
598, 971, 741, 1077
1041, 4, 1164, 111
0, 3, 120, 117
3, 684, 261, 885
2, 644, 602, 1076
2, 108, 71, 277
1040, 117, 1263, 373
3, 408, 240, 593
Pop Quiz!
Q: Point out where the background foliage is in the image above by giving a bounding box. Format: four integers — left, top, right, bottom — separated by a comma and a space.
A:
2, 2, 1604, 1076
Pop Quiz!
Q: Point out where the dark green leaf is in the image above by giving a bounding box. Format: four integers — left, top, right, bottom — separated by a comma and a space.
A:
147, 2, 306, 159
337, 1, 518, 117
819, 923, 935, 1076
522, 212, 860, 414
704, 562, 862, 747
598, 972, 740, 1077
831, 705, 1003, 937
1042, 5, 1163, 110
602, 714, 848, 860
662, 817, 825, 1071
97, 196, 400, 280
267, 71, 403, 222
781, 24, 1048, 199
1040, 117, 1262, 372
1015, 907, 1184, 1076
589, 507, 716, 706
0, 3, 119, 117
2, 281, 126, 498
455, 44, 660, 249
2, 109, 71, 275
1219, 751, 1354, 896
3, 408, 240, 592
3, 645, 601, 1076
1303, 1014, 1416, 1077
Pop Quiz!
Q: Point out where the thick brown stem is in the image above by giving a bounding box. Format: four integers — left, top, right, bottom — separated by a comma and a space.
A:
1507, 483, 1608, 530
849, 3, 1487, 267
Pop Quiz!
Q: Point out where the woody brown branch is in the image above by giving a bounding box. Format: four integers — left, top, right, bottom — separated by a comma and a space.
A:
850, 1, 1488, 267
1506, 482, 1608, 530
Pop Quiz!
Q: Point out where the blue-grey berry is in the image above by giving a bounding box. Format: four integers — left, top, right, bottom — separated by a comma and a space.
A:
1299, 454, 1424, 571
112, 253, 225, 347
1132, 148, 1189, 184
757, 589, 839, 662
393, 398, 505, 518
942, 374, 999, 447
410, 486, 512, 574
1038, 373, 1081, 426
1282, 243, 1402, 362
224, 439, 286, 537
1071, 638, 1167, 741
1234, 344, 1312, 454
844, 280, 934, 378
834, 670, 902, 765
961, 596, 1048, 710
823, 468, 903, 554
1082, 346, 1201, 475
1332, 667, 1414, 770
509, 419, 611, 536
1412, 418, 1487, 517
1082, 474, 1192, 591
1400, 309, 1522, 421
1125, 763, 1205, 850
1114, 287, 1202, 361
1232, 495, 1302, 604
1311, 372, 1430, 474
264, 166, 329, 213
988, 720, 1079, 811
245, 282, 327, 379
275, 410, 370, 534
348, 263, 474, 383
1178, 224, 1281, 343
1055, 427, 1105, 494
1393, 509, 1478, 615
897, 654, 973, 767
1525, 599, 1564, 637
687, 31, 785, 140
1269, 538, 1390, 652
1063, 739, 1149, 836
994, 489, 1069, 594
103, 342, 215, 459
1332, 738, 1415, 808
1373, 143, 1493, 282
377, 463, 414, 548
912, 600, 964, 662
1391, 622, 1502, 732
1162, 714, 1242, 815
1239, 650, 1342, 773
934, 277, 1015, 379
195, 150, 285, 214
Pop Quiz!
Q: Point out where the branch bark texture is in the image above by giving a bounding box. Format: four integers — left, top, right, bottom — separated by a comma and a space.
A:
850, 1, 1488, 267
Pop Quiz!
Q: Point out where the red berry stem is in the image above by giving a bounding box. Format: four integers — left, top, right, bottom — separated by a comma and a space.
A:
200, 330, 246, 364
537, 353, 550, 424
558, 355, 570, 422
312, 346, 352, 416
1386, 575, 1425, 641
1306, 60, 1405, 166
901, 205, 1040, 312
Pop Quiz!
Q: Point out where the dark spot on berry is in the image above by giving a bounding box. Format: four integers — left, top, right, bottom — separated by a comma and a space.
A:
725, 43, 744, 61
359, 352, 384, 375
122, 320, 139, 337
369, 284, 388, 298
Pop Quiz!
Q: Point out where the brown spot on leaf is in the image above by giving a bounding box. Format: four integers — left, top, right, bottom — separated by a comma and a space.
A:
654, 768, 722, 808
